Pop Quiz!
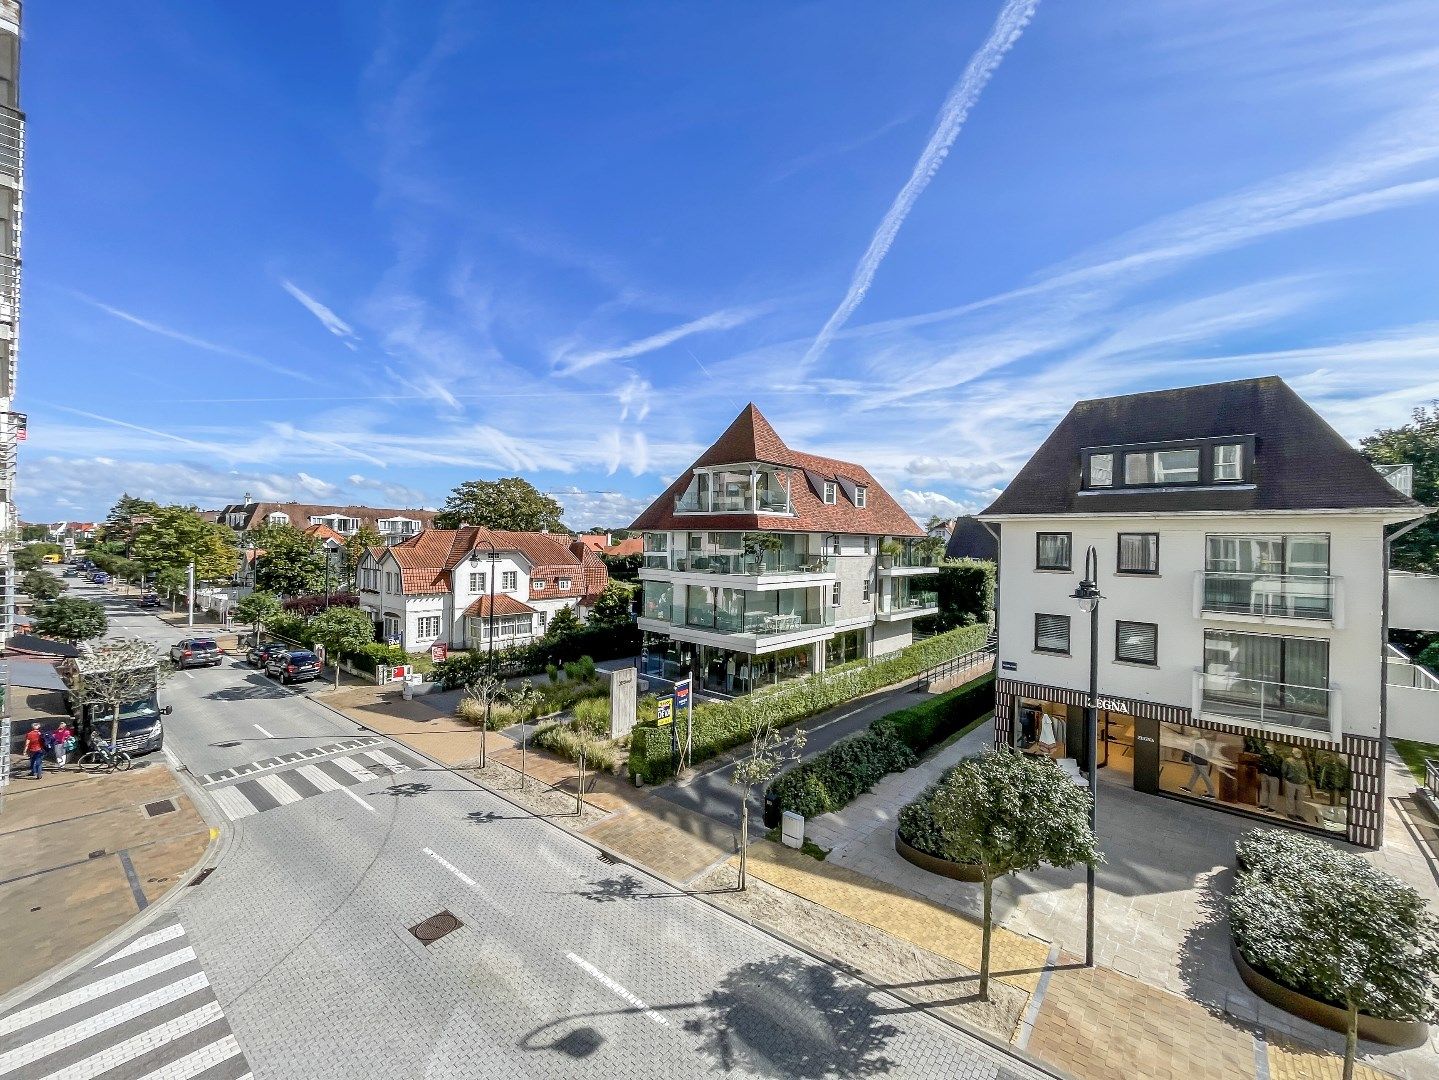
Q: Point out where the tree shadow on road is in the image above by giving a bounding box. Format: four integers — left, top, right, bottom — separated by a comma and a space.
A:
574, 873, 676, 903
376, 781, 431, 798
683, 954, 901, 1076
464, 809, 526, 824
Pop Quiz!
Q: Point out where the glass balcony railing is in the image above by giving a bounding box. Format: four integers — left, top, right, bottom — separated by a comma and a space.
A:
671, 550, 828, 576
879, 547, 939, 570
674, 492, 705, 513
878, 589, 938, 614
685, 604, 835, 637
756, 488, 791, 513
1201, 572, 1336, 621
1196, 671, 1335, 735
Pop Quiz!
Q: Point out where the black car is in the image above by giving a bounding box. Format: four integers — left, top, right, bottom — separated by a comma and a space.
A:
170, 638, 223, 669
137, 594, 161, 609
247, 641, 286, 669
266, 649, 322, 685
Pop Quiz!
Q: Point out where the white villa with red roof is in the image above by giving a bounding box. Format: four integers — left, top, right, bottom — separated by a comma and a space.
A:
629, 404, 934, 694
354, 527, 608, 652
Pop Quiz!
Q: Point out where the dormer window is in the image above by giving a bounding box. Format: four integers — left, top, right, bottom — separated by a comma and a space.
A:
854, 486, 867, 508
559, 578, 572, 589
1124, 448, 1199, 485
1089, 453, 1113, 487
823, 481, 837, 504
1213, 444, 1243, 482
533, 579, 546, 590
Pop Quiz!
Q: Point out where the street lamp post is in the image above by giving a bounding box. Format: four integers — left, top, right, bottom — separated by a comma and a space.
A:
1070, 545, 1102, 969
469, 541, 499, 768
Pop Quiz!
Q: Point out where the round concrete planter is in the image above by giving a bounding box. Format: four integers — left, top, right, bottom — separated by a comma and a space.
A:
894, 832, 984, 882
1230, 941, 1429, 1048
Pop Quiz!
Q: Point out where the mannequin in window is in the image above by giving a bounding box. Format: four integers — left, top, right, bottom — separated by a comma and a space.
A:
725, 656, 736, 693
1282, 748, 1311, 821
1036, 711, 1059, 753
1257, 743, 1283, 811
1182, 733, 1216, 797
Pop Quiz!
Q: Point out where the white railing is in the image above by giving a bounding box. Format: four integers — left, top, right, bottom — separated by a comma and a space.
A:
1192, 668, 1339, 738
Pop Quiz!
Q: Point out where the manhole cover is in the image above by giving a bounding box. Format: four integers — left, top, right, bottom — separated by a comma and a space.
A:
409, 910, 462, 945
143, 799, 177, 818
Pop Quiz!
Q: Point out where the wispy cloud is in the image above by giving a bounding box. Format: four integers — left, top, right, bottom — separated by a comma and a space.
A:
281, 280, 360, 349
554, 305, 768, 375
801, 0, 1041, 367
770, 113, 914, 183
82, 296, 321, 384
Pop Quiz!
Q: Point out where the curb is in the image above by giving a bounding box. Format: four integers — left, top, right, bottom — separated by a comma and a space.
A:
344, 715, 1063, 1079
0, 761, 233, 1017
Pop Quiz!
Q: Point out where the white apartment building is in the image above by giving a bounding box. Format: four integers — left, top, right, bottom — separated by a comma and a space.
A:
0, 2, 21, 641
981, 377, 1428, 847
355, 527, 608, 653
630, 405, 935, 695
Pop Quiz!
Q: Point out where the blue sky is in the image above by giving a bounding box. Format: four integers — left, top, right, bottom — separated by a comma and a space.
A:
19, 0, 1439, 526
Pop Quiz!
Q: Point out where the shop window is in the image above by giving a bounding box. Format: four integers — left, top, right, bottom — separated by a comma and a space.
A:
1157, 723, 1348, 833
1115, 620, 1158, 665
1034, 613, 1070, 654
1116, 533, 1158, 574
1036, 532, 1072, 571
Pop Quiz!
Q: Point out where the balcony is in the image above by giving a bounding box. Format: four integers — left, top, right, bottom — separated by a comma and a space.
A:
1194, 571, 1341, 627
878, 543, 940, 576
1192, 669, 1341, 739
672, 466, 796, 516
638, 584, 836, 652
876, 588, 939, 621
0, 106, 21, 183
641, 540, 833, 589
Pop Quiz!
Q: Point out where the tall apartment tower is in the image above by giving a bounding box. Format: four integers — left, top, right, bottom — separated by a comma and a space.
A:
0, 1, 20, 640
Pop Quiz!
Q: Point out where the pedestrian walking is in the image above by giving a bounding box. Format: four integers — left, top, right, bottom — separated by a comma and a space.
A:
52, 721, 74, 770
22, 722, 45, 779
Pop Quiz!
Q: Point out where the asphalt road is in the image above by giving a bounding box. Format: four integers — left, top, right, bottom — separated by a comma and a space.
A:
5, 575, 1047, 1079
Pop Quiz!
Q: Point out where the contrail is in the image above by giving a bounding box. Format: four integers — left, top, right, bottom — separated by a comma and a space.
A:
802, 0, 1040, 367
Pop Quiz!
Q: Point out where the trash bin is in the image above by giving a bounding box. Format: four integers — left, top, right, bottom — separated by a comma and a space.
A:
763, 793, 782, 830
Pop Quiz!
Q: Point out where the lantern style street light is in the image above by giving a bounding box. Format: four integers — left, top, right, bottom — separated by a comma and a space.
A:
1070, 545, 1102, 968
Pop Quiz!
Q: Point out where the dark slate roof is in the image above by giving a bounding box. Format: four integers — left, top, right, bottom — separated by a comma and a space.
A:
946, 516, 998, 561
981, 377, 1426, 517
5, 634, 81, 659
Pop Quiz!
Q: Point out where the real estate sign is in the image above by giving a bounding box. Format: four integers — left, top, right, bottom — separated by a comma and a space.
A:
656, 696, 674, 725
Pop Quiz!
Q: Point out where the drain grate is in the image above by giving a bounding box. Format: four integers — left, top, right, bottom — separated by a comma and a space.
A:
409, 910, 463, 946
143, 799, 177, 818
189, 867, 215, 887
88, 849, 107, 860
596, 851, 619, 865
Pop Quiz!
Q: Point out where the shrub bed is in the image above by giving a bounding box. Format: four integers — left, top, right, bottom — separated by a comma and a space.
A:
767, 674, 994, 820
531, 723, 619, 773
628, 623, 989, 784
434, 625, 639, 687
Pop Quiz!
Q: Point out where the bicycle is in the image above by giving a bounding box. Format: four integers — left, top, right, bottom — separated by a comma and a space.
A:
77, 743, 133, 773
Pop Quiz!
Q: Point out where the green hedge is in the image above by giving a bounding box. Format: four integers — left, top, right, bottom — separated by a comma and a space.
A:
768, 672, 995, 819
434, 624, 640, 688
628, 623, 990, 784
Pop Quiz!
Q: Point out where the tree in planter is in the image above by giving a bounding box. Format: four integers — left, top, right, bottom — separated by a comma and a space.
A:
1230, 831, 1439, 1079
929, 749, 1100, 1000
729, 718, 806, 890
915, 533, 946, 567
70, 638, 173, 750
307, 605, 377, 688
34, 597, 108, 643
741, 531, 783, 572
235, 591, 281, 648
22, 569, 64, 602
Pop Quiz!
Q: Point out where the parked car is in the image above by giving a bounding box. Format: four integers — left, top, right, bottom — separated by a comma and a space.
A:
43, 553, 63, 564
170, 638, 222, 669
137, 594, 161, 609
62, 568, 79, 578
90, 572, 110, 585
266, 649, 321, 685
247, 641, 286, 669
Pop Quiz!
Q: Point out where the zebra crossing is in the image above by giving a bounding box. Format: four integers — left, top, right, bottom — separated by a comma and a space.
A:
200, 741, 425, 822
0, 921, 250, 1080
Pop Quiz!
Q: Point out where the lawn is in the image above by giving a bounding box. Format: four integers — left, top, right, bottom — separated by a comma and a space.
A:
1393, 739, 1439, 785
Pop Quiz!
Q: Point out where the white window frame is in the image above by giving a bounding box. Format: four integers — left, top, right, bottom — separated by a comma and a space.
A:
855, 486, 867, 508
832, 582, 842, 607
822, 481, 837, 505
533, 579, 547, 591
501, 571, 518, 592
559, 578, 571, 590
468, 572, 486, 592
1213, 443, 1244, 482
416, 615, 441, 638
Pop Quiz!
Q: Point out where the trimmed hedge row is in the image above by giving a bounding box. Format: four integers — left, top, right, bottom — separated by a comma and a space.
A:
434, 623, 640, 688
628, 623, 990, 786
767, 672, 995, 820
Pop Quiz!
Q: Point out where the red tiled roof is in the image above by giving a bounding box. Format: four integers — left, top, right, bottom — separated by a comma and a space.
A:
601, 537, 643, 558
628, 404, 922, 537
573, 535, 609, 552
527, 565, 585, 600
303, 523, 346, 544
463, 594, 537, 618
377, 527, 611, 598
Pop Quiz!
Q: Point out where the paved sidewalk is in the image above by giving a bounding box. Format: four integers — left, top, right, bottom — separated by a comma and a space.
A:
0, 761, 212, 996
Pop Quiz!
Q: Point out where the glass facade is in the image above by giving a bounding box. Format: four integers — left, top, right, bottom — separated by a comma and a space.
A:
1202, 533, 1333, 620
1200, 630, 1331, 734
1158, 722, 1348, 833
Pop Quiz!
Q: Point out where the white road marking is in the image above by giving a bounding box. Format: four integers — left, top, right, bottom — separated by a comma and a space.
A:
255, 774, 302, 806
422, 847, 480, 889
100, 924, 186, 966
341, 787, 378, 815
0, 973, 209, 1073
566, 952, 670, 1027
253, 724, 274, 739
207, 786, 259, 822
365, 749, 410, 773
184, 672, 195, 680
295, 764, 344, 793
333, 756, 378, 783
42, 1002, 225, 1080
0, 948, 197, 1036
132, 1033, 241, 1080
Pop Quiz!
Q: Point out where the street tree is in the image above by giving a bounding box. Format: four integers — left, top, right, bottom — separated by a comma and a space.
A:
433, 477, 566, 531
587, 581, 635, 627
342, 524, 383, 586
22, 569, 64, 602
1362, 401, 1439, 572
235, 591, 281, 647
730, 719, 806, 890
1231, 831, 1439, 1079
252, 524, 327, 597
70, 638, 173, 750
20, 524, 50, 542
543, 604, 582, 640
307, 605, 376, 687
104, 494, 161, 532
33, 597, 108, 643
130, 505, 238, 583
154, 567, 187, 611
929, 750, 1100, 1000
13, 547, 41, 572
